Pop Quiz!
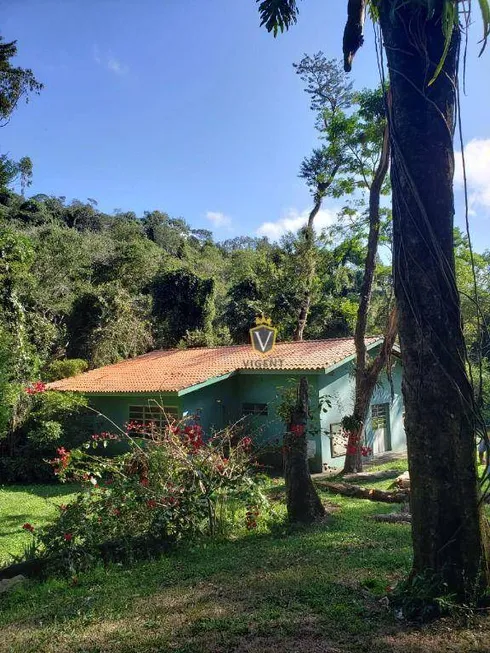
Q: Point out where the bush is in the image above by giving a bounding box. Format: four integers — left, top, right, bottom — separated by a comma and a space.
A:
0, 387, 91, 484
28, 420, 63, 446
0, 454, 54, 483
23, 417, 268, 575
43, 359, 88, 382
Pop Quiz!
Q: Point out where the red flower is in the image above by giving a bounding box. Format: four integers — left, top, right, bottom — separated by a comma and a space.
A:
290, 424, 306, 437
140, 477, 149, 487
241, 437, 252, 450
146, 499, 157, 509
25, 381, 46, 395
63, 533, 73, 542
22, 523, 34, 532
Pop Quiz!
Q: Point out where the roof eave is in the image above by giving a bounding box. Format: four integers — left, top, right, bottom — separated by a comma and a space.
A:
177, 371, 238, 396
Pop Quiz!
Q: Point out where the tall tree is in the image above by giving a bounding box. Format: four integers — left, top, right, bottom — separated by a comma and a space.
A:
296, 56, 397, 472
341, 89, 396, 473
0, 36, 43, 125
255, 0, 490, 600
375, 0, 488, 599
293, 55, 353, 340
151, 270, 216, 347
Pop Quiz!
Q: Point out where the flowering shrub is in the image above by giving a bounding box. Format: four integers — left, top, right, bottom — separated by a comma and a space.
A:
28, 415, 268, 574
25, 381, 47, 395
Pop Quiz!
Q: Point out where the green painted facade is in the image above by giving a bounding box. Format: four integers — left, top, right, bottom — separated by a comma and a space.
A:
87, 355, 405, 473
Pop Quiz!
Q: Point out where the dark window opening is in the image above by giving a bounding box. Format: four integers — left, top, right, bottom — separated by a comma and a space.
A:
242, 402, 268, 416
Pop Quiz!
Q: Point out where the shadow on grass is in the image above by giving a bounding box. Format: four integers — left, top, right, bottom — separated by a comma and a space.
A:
0, 491, 486, 653
0, 484, 80, 499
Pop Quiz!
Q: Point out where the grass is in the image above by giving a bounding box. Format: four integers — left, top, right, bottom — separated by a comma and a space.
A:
0, 484, 79, 566
1, 460, 490, 652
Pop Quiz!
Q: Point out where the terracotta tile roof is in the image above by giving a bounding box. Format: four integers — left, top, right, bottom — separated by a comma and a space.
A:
47, 337, 382, 394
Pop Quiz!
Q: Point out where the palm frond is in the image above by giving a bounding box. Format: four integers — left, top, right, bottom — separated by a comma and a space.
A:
477, 0, 490, 55
429, 0, 489, 84
256, 0, 300, 36
428, 0, 457, 85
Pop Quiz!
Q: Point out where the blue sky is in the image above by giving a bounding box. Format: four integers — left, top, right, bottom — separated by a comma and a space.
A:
2, 0, 490, 247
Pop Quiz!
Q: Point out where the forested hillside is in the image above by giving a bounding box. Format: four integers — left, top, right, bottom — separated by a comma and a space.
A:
0, 190, 391, 367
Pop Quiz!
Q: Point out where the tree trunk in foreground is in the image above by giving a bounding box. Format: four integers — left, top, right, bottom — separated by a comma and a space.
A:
343, 119, 394, 474
284, 377, 325, 522
379, 0, 488, 597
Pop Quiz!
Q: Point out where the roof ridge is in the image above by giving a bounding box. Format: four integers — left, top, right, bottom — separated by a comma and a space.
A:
46, 336, 387, 394
122, 335, 384, 358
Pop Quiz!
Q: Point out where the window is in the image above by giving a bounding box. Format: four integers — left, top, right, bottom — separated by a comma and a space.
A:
371, 403, 388, 430
330, 422, 347, 458
128, 404, 178, 429
242, 403, 268, 416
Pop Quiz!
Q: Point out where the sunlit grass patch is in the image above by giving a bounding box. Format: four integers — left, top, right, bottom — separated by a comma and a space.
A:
0, 484, 79, 565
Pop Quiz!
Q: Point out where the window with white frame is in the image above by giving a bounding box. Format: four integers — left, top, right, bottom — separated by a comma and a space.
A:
371, 403, 388, 430
128, 404, 178, 429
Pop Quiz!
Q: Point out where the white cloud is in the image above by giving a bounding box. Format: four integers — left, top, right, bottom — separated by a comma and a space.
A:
93, 44, 128, 76
206, 211, 232, 228
256, 207, 338, 240
455, 139, 490, 212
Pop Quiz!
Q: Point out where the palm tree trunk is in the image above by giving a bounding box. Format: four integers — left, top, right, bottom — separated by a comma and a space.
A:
378, 0, 488, 597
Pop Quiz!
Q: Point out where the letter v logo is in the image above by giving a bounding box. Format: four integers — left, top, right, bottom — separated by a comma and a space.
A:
249, 322, 276, 355
253, 330, 272, 353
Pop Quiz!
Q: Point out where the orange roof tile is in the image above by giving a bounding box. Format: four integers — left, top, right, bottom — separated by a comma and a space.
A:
47, 337, 382, 394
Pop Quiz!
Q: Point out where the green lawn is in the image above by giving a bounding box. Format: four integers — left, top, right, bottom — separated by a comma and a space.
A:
1, 462, 490, 652
0, 484, 79, 566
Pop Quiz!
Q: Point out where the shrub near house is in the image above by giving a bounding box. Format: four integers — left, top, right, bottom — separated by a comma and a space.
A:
0, 383, 90, 483
21, 419, 266, 574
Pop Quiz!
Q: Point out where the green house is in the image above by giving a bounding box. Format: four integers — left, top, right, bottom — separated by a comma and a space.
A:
49, 338, 406, 472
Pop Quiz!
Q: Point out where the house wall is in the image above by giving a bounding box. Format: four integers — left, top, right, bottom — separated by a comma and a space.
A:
318, 357, 405, 470
86, 392, 183, 454
89, 392, 182, 432
233, 372, 323, 473
180, 376, 240, 434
